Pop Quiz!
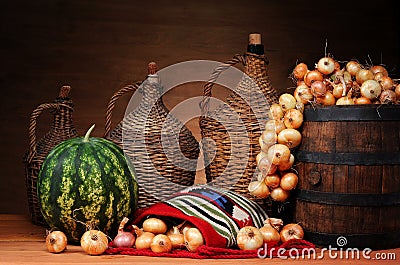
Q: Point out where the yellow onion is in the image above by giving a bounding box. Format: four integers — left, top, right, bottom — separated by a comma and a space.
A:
280, 172, 299, 191
150, 234, 172, 253
268, 103, 284, 120
264, 173, 280, 189
361, 80, 382, 99
143, 217, 168, 234
167, 226, 185, 249
46, 231, 67, 254
278, 154, 295, 172
280, 224, 304, 243
80, 229, 109, 255
283, 109, 303, 129
279, 93, 297, 112
184, 227, 204, 252
248, 180, 270, 199
267, 144, 291, 166
270, 187, 290, 202
133, 225, 155, 249
317, 57, 336, 75
259, 219, 281, 243
237, 226, 264, 250
277, 128, 302, 149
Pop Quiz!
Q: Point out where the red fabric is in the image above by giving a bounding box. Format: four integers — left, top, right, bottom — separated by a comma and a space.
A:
105, 239, 315, 259
131, 202, 227, 248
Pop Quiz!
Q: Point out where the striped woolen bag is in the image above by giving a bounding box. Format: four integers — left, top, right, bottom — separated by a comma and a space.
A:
132, 185, 268, 248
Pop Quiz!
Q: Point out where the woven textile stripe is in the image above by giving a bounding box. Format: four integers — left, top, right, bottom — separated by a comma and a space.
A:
167, 196, 237, 246
165, 186, 268, 247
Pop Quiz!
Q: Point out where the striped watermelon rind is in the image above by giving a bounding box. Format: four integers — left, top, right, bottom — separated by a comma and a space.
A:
37, 125, 138, 243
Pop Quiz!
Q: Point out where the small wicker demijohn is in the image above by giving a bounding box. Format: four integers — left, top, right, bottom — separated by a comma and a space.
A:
24, 85, 78, 226
199, 33, 279, 210
104, 62, 200, 209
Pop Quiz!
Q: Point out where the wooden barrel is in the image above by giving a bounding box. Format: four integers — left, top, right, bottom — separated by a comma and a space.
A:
293, 105, 400, 250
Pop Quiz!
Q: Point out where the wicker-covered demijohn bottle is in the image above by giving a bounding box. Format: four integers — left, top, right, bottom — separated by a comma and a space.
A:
199, 33, 278, 209
24, 85, 78, 226
104, 62, 200, 209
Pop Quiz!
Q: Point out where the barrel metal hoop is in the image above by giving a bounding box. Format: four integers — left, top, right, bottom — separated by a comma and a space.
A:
295, 150, 400, 165
295, 189, 400, 207
303, 105, 400, 121
304, 230, 400, 250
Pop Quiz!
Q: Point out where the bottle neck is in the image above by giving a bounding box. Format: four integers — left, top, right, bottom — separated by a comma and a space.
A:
247, 44, 264, 55
51, 99, 75, 130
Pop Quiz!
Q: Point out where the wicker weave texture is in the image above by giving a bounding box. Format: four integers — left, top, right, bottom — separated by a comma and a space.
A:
199, 53, 278, 209
24, 86, 78, 226
105, 65, 199, 209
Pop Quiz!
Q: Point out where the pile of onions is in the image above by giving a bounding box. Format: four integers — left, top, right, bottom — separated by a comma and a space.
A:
251, 93, 302, 203
236, 220, 305, 249
291, 57, 399, 106
109, 218, 204, 254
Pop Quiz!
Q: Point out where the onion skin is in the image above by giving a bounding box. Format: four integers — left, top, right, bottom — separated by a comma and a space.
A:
167, 227, 185, 249
270, 187, 290, 202
248, 180, 270, 199
356, 69, 374, 85
143, 218, 168, 235
395, 84, 400, 100
293, 63, 308, 80
346, 61, 361, 76
264, 173, 281, 189
80, 230, 109, 256
280, 224, 304, 243
46, 231, 68, 254
361, 80, 382, 99
379, 89, 396, 104
150, 234, 172, 253
184, 228, 204, 252
354, 97, 372, 105
112, 217, 136, 248
267, 144, 291, 166
280, 172, 299, 191
237, 226, 264, 250
317, 57, 336, 75
370, 65, 389, 77
283, 109, 304, 129
259, 221, 281, 243
304, 70, 323, 87
133, 226, 155, 250
277, 128, 302, 149
279, 93, 297, 112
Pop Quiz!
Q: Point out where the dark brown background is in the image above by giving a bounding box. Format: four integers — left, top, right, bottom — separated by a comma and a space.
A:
1, 0, 398, 215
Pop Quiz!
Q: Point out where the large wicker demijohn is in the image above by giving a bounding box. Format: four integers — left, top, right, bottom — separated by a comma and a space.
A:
199, 33, 278, 210
104, 62, 200, 209
24, 85, 78, 226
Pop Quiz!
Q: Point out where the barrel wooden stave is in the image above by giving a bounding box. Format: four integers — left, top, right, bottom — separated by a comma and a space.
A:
294, 105, 400, 250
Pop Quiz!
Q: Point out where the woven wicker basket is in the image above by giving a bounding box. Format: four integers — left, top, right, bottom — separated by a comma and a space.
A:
199, 34, 279, 210
24, 85, 78, 226
104, 62, 200, 209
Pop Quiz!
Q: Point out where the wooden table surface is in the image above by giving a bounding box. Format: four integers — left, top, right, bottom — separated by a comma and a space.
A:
0, 214, 398, 264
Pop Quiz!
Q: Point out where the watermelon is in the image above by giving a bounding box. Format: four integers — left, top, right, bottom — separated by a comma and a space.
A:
37, 124, 138, 243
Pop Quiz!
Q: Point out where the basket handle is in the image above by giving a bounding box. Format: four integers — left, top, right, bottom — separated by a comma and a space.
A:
199, 53, 269, 116
104, 81, 142, 138
199, 54, 246, 116
26, 103, 67, 163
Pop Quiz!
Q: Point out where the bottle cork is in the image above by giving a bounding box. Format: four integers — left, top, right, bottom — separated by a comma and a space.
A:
148, 62, 158, 75
249, 33, 262, 45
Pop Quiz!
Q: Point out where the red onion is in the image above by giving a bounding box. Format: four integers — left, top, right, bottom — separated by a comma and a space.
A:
113, 217, 136, 248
